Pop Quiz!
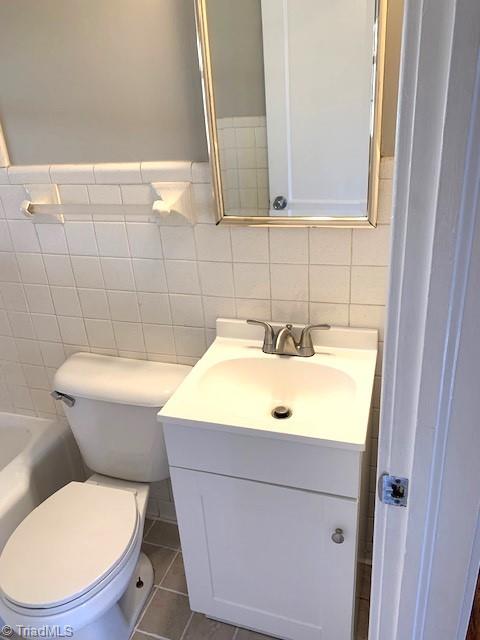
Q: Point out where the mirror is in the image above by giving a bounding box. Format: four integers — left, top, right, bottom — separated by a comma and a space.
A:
196, 0, 393, 227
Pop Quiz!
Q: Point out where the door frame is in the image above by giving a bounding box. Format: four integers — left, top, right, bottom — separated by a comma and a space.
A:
370, 0, 480, 638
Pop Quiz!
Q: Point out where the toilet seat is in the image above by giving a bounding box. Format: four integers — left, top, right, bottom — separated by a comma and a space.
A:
0, 482, 139, 611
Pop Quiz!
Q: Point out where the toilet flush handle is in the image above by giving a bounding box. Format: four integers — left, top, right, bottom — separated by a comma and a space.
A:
51, 390, 76, 408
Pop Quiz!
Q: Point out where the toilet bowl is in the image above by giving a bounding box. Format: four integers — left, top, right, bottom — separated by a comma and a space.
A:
0, 354, 191, 639
0, 477, 148, 637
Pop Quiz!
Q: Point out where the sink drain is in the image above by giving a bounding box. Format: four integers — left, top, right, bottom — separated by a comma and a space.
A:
271, 405, 292, 420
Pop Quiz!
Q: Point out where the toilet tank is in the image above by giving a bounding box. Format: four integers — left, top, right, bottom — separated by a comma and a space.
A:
53, 353, 191, 483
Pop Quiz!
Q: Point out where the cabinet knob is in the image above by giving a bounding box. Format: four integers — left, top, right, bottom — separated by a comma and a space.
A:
273, 195, 288, 210
331, 528, 345, 544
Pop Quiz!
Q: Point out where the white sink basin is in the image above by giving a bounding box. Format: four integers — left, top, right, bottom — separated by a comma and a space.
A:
160, 319, 378, 450
198, 356, 355, 431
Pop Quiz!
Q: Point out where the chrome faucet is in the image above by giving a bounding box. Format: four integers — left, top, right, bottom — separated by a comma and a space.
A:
247, 320, 330, 357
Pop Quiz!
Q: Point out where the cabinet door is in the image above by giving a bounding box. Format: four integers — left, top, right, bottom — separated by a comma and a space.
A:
261, 0, 375, 216
170, 467, 358, 640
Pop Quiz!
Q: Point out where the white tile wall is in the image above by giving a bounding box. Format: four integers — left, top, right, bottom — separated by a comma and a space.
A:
0, 158, 393, 538
217, 116, 270, 215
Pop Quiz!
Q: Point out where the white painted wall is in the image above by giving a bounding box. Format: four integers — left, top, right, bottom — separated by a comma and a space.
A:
0, 0, 402, 167
206, 0, 266, 119
0, 0, 208, 164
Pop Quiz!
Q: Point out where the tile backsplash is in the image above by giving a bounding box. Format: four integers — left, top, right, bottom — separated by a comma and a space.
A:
217, 116, 269, 215
0, 157, 393, 544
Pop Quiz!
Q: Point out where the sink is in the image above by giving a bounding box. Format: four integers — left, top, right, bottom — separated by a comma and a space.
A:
159, 318, 378, 639
160, 318, 377, 449
197, 357, 356, 434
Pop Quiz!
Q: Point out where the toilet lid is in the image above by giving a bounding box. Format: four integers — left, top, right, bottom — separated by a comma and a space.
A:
0, 482, 139, 609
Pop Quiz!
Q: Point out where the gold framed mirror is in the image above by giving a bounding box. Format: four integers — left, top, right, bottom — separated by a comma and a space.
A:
195, 0, 388, 227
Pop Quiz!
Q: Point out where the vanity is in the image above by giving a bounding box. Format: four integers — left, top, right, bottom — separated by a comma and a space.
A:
160, 319, 377, 640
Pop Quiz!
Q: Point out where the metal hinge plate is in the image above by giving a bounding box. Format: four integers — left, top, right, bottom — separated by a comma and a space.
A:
379, 473, 408, 507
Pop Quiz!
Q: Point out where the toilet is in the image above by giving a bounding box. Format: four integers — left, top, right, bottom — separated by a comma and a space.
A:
0, 353, 191, 639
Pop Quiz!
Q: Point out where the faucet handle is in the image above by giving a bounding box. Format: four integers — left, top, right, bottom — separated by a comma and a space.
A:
298, 323, 330, 356
247, 319, 275, 353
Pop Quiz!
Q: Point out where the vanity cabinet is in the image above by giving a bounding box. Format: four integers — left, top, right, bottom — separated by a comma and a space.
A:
171, 467, 357, 640
165, 423, 365, 640
161, 320, 377, 640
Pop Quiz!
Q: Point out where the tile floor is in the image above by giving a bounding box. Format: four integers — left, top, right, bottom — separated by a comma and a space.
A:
131, 519, 371, 640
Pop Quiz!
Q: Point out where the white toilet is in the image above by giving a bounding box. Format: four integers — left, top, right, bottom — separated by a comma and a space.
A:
0, 353, 191, 639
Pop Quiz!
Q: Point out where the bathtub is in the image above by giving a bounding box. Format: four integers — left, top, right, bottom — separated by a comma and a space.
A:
0, 412, 84, 551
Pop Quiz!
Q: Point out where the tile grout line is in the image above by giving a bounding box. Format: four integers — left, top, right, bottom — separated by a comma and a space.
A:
8, 238, 35, 412
84, 218, 106, 354
226, 226, 238, 320
123, 207, 146, 355
157, 585, 188, 598
135, 527, 181, 636
157, 227, 178, 363
348, 229, 354, 327
157, 550, 180, 586
189, 219, 208, 353
306, 228, 311, 323
267, 229, 272, 320
131, 631, 170, 640
178, 611, 195, 640
143, 519, 156, 538
145, 515, 178, 526
143, 539, 180, 552
133, 585, 159, 636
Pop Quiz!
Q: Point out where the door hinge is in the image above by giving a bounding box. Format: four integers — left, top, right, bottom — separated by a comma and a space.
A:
379, 473, 408, 507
